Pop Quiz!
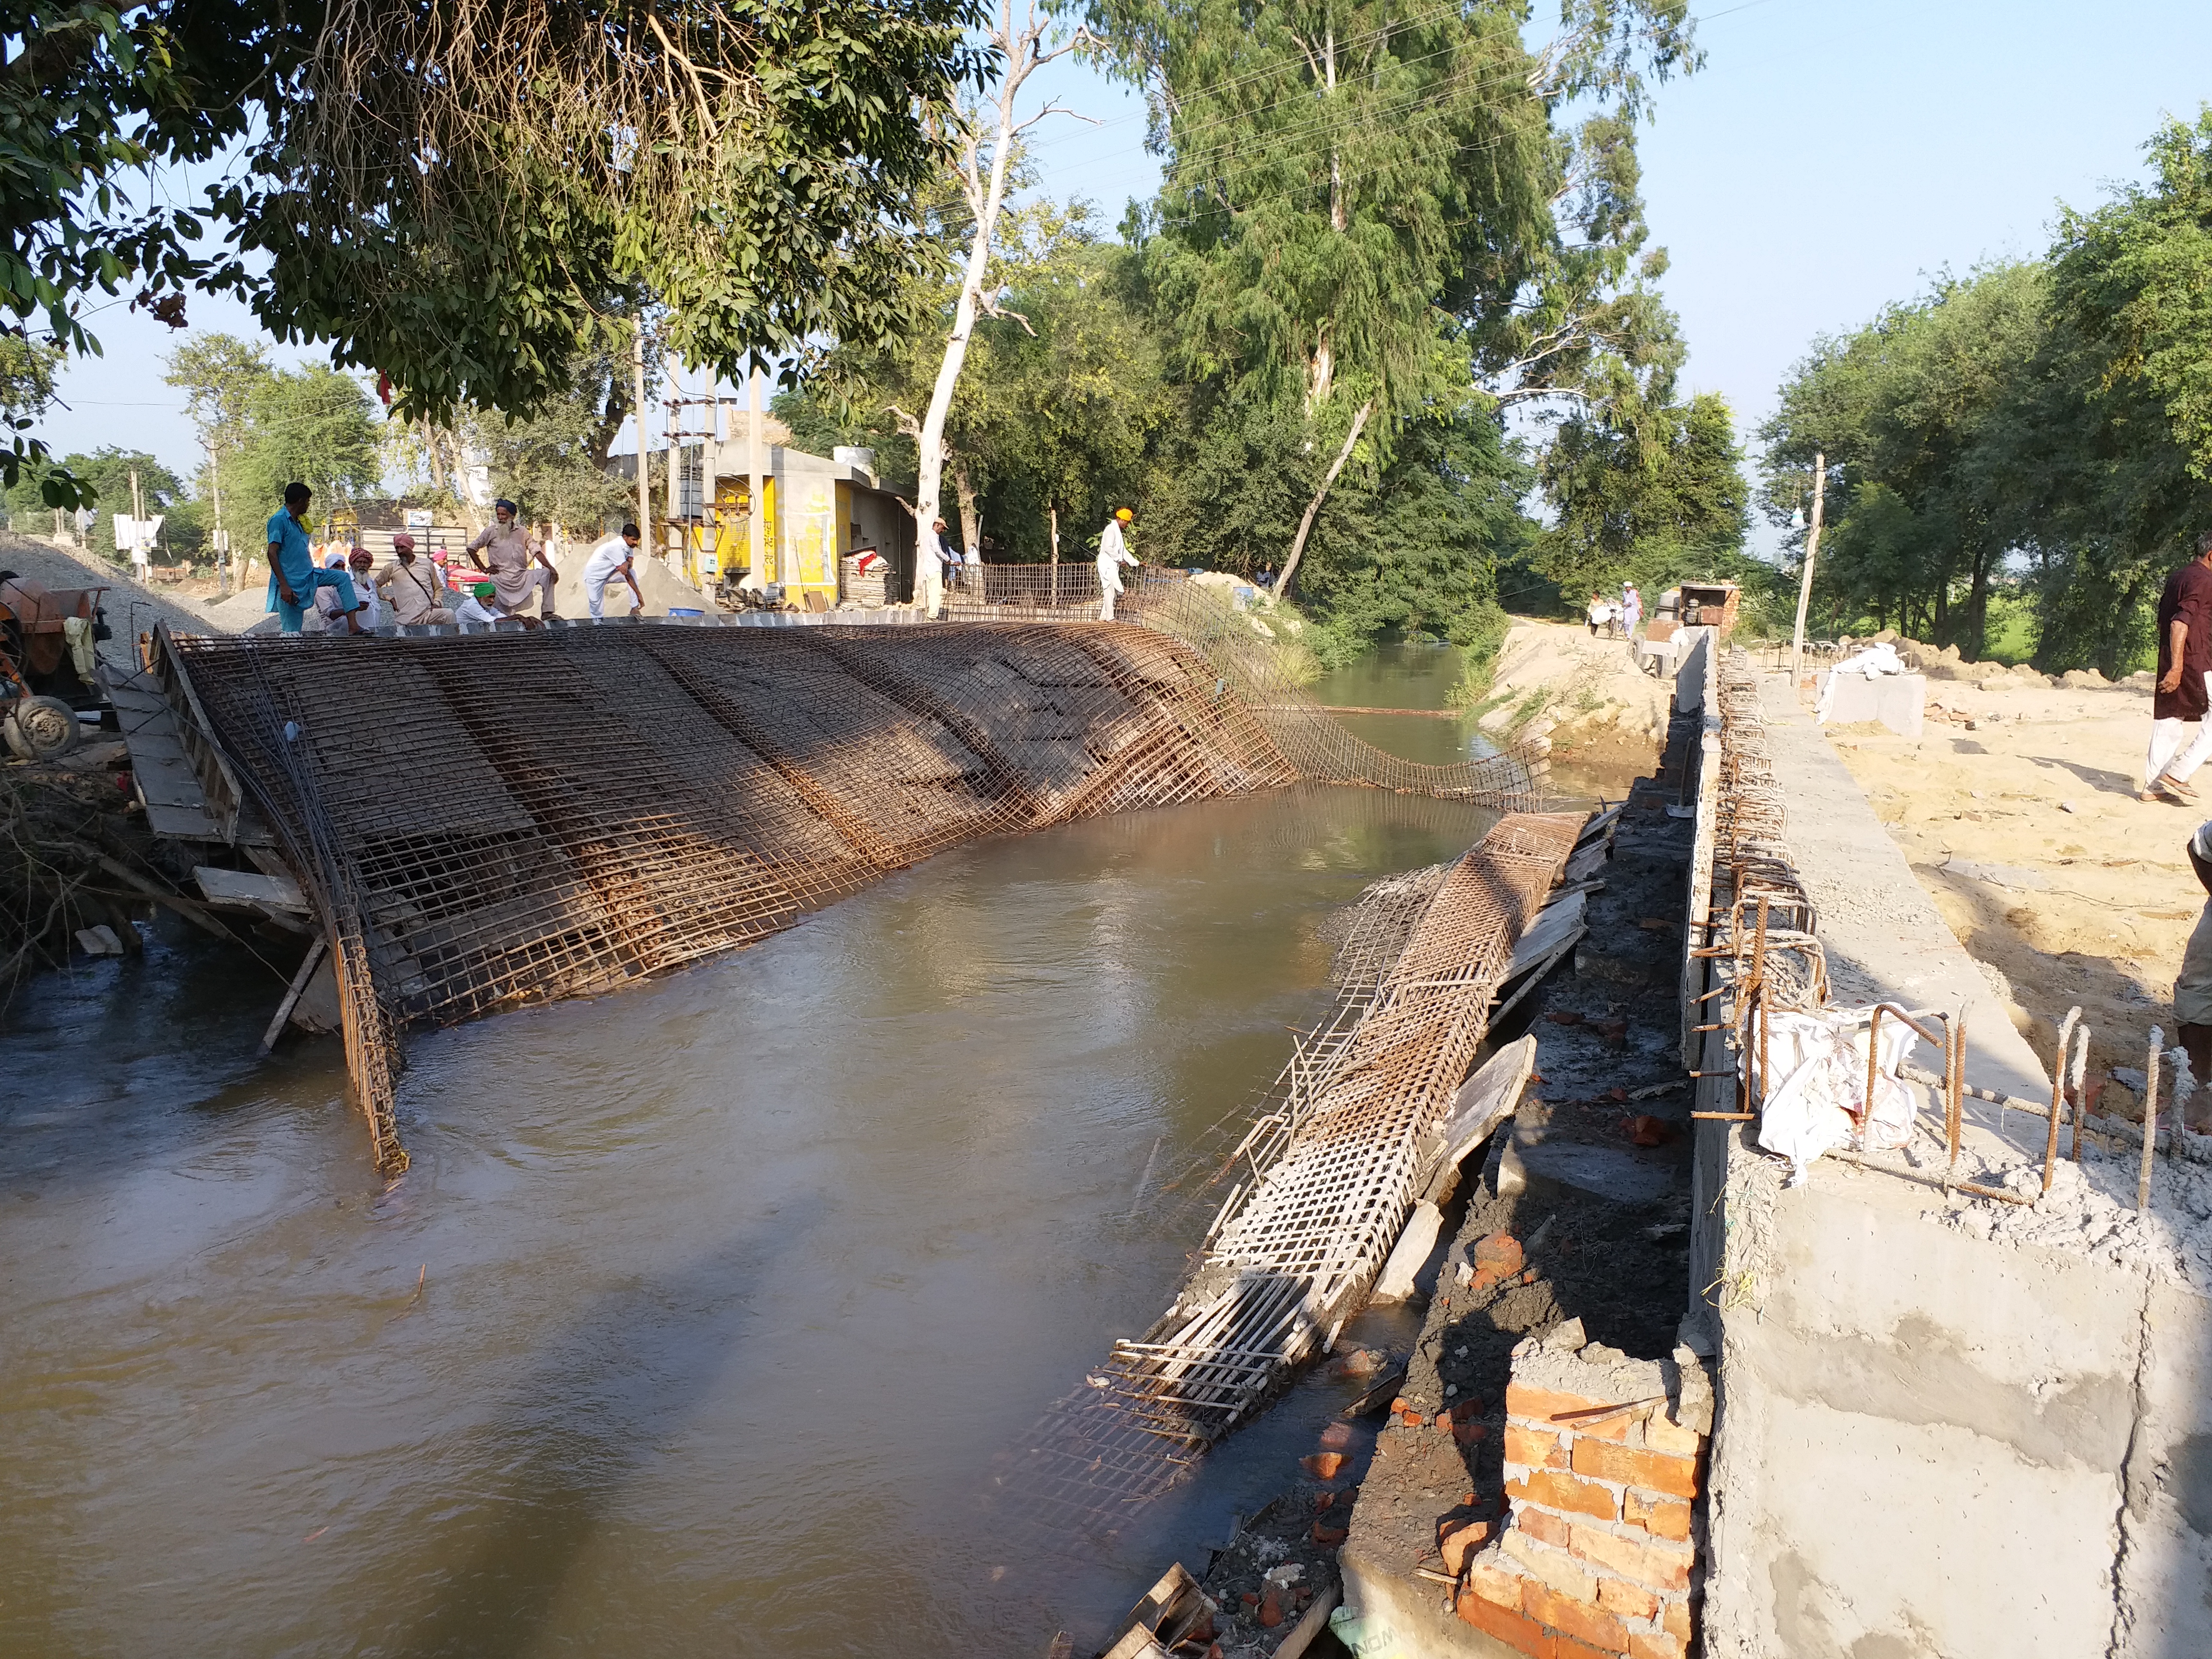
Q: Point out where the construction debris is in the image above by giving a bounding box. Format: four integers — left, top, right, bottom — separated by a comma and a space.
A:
1003, 812, 1583, 1532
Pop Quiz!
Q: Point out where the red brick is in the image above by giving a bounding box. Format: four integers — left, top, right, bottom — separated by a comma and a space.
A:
1505, 1424, 1562, 1469
1625, 1491, 1693, 1541
1503, 1529, 1598, 1600
1318, 1420, 1354, 1452
1663, 1599, 1693, 1641
1569, 1523, 1693, 1592
1463, 1562, 1524, 1612
1646, 1413, 1702, 1455
1440, 1519, 1491, 1575
1555, 1636, 1621, 1659
1523, 1582, 1630, 1653
1598, 1578, 1659, 1620
1311, 1521, 1348, 1545
1509, 1382, 1632, 1441
1454, 1418, 1490, 1447
1475, 1231, 1524, 1274
1457, 1585, 1553, 1656
1572, 1438, 1699, 1500
1630, 1633, 1687, 1659
1259, 1587, 1286, 1627
1508, 1469, 1619, 1520
1301, 1452, 1346, 1479
1521, 1507, 1573, 1550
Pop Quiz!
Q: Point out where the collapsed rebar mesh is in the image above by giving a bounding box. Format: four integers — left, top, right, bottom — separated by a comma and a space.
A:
1001, 812, 1583, 1532
167, 606, 1542, 1172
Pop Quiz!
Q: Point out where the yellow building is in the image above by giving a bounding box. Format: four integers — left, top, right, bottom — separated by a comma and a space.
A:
663, 432, 916, 606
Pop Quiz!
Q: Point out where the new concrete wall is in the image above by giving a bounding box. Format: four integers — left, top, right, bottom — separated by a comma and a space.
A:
1682, 649, 2212, 1658
1699, 1142, 2212, 1659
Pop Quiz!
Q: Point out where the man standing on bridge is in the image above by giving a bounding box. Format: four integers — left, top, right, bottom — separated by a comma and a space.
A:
466, 498, 559, 622
265, 483, 364, 635
582, 523, 645, 619
1097, 507, 1138, 622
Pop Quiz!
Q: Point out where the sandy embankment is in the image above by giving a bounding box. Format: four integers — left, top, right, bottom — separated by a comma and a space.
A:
1820, 673, 2195, 1106
1474, 619, 1673, 777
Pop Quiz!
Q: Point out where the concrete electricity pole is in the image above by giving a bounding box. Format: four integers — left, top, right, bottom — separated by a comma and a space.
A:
1788, 451, 1827, 696
632, 319, 652, 558
747, 354, 768, 584
129, 468, 146, 576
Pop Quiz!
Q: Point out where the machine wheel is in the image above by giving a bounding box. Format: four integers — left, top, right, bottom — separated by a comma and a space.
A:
3, 693, 82, 761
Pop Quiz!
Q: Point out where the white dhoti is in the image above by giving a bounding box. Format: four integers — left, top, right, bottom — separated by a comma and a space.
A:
1097, 559, 1122, 621
919, 564, 944, 619
2146, 672, 2212, 787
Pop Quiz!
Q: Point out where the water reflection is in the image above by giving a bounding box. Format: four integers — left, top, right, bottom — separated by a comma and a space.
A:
0, 785, 1493, 1658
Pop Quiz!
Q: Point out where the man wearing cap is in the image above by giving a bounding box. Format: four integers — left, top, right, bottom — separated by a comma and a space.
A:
1097, 506, 1138, 621
456, 582, 506, 628
265, 482, 364, 635
581, 523, 645, 618
377, 534, 457, 626
465, 497, 559, 621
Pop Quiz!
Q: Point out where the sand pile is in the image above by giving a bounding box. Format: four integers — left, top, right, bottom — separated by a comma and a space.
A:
1477, 620, 1671, 745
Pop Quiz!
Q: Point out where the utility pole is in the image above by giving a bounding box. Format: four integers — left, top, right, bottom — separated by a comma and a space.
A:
129, 468, 146, 577
632, 318, 652, 559
1789, 451, 1827, 696
747, 352, 769, 585
207, 439, 228, 594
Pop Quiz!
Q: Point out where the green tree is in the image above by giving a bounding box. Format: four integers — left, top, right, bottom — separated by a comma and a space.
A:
228, 365, 383, 524
163, 331, 276, 556
5, 446, 187, 557
1539, 389, 1748, 601
1086, 0, 1698, 597
2032, 109, 2212, 672
1760, 263, 2049, 658
0, 0, 980, 515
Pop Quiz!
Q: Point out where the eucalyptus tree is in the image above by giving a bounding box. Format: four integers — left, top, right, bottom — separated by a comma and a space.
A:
1082, 0, 1697, 597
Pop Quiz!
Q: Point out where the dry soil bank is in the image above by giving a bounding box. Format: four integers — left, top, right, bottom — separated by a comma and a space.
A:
1816, 671, 2194, 1105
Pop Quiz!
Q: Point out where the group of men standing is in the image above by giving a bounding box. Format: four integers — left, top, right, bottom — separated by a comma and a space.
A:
914, 506, 1140, 621
264, 485, 646, 635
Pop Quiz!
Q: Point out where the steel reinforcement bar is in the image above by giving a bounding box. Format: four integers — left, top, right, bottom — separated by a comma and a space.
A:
1003, 811, 1584, 1531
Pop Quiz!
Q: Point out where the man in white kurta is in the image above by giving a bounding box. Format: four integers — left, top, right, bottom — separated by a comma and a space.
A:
1097, 508, 1138, 621
917, 517, 948, 618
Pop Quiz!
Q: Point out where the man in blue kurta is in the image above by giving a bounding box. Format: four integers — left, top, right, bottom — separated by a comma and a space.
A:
265, 481, 363, 635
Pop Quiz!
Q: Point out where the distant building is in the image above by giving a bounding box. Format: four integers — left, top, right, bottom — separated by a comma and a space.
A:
613, 423, 918, 605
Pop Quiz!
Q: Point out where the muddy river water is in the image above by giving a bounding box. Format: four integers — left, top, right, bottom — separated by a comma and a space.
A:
3, 770, 1508, 1656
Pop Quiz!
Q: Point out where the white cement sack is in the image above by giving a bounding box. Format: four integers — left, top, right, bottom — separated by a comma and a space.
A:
1755, 1007, 1920, 1185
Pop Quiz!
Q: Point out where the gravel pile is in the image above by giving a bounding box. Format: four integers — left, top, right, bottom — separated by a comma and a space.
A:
0, 531, 244, 673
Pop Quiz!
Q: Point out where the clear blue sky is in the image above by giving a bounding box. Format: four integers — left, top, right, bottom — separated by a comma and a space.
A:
32, 0, 2212, 507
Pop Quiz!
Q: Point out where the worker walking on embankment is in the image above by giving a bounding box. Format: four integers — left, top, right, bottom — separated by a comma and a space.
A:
2142, 529, 2212, 805
1097, 507, 1138, 621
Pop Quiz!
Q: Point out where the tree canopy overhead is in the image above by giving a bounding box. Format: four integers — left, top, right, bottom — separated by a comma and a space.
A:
0, 0, 988, 499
